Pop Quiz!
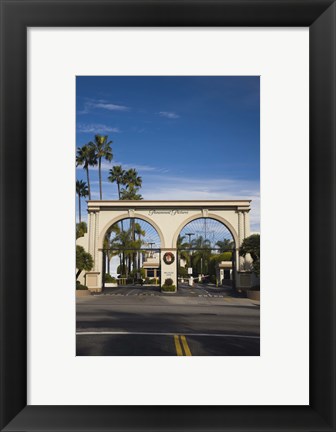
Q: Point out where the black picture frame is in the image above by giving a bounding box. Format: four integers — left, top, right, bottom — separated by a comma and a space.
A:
0, 1, 335, 431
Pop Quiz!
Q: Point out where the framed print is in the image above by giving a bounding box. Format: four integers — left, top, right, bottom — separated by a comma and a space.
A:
0, 0, 335, 431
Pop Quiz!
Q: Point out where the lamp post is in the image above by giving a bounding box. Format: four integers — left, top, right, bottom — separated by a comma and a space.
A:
148, 242, 155, 258
185, 232, 194, 287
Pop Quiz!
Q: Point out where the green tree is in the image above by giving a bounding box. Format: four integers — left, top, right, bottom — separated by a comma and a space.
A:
76, 221, 87, 239
123, 168, 142, 189
76, 245, 93, 279
76, 180, 88, 223
103, 224, 122, 275
90, 134, 113, 200
120, 168, 143, 200
134, 222, 146, 270
208, 251, 233, 277
216, 238, 234, 252
178, 266, 188, 278
119, 168, 144, 273
239, 234, 260, 277
76, 143, 97, 200
191, 236, 212, 275
108, 165, 125, 199
109, 227, 133, 276
176, 235, 191, 267
120, 185, 143, 200
108, 165, 126, 231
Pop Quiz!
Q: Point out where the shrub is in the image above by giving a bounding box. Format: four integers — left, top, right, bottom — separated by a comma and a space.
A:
178, 266, 188, 278
240, 234, 260, 277
161, 285, 176, 292
76, 222, 87, 239
144, 277, 150, 284
164, 278, 173, 286
76, 245, 93, 279
105, 274, 117, 283
210, 274, 217, 284
76, 280, 88, 290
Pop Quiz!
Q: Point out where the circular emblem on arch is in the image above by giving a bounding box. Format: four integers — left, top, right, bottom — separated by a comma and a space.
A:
163, 252, 175, 265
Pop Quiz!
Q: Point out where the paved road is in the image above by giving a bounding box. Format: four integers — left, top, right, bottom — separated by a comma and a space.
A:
77, 293, 260, 356
99, 282, 241, 298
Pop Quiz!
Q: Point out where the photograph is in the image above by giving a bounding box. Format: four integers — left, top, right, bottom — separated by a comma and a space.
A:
2, 0, 335, 428
75, 76, 260, 356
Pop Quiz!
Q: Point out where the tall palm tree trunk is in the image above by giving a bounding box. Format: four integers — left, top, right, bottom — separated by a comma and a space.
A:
107, 251, 110, 274
99, 157, 102, 200
86, 167, 91, 200
117, 182, 124, 231
122, 253, 126, 276
137, 233, 142, 270
128, 253, 131, 275
78, 192, 81, 223
131, 219, 137, 271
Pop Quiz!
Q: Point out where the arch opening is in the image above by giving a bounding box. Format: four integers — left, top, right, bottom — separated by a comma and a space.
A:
102, 217, 162, 288
175, 217, 236, 289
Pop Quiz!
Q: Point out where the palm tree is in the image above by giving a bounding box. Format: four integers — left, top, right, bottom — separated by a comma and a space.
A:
120, 169, 143, 200
176, 235, 191, 266
108, 165, 126, 231
216, 238, 234, 252
90, 134, 113, 200
103, 224, 121, 275
76, 143, 97, 200
134, 222, 146, 270
110, 227, 133, 276
108, 165, 125, 199
120, 184, 143, 200
123, 168, 142, 189
76, 180, 88, 223
191, 236, 212, 275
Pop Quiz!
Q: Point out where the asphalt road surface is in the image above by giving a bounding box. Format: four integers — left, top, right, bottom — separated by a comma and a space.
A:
77, 285, 260, 356
98, 282, 242, 298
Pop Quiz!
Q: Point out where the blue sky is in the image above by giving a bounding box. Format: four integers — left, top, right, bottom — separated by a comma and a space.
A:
76, 76, 260, 231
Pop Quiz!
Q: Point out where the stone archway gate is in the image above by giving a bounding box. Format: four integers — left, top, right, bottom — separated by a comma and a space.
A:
82, 200, 252, 292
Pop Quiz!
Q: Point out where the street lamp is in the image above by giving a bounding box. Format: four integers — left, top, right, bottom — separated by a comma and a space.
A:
185, 232, 195, 287
185, 232, 195, 246
148, 241, 155, 257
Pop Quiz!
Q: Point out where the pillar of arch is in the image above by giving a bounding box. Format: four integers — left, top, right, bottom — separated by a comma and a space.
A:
81, 200, 252, 292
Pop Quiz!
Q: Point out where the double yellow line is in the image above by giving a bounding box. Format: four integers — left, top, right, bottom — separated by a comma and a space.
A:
174, 335, 192, 356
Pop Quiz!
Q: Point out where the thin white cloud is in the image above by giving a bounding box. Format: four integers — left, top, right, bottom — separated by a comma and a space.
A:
90, 160, 169, 174
77, 123, 120, 134
78, 99, 130, 114
93, 102, 129, 111
159, 111, 180, 119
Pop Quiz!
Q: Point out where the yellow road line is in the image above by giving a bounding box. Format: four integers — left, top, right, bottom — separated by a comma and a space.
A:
180, 335, 192, 356
174, 335, 183, 356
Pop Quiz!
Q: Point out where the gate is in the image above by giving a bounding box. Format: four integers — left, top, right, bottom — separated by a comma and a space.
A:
177, 247, 236, 289
102, 247, 161, 288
